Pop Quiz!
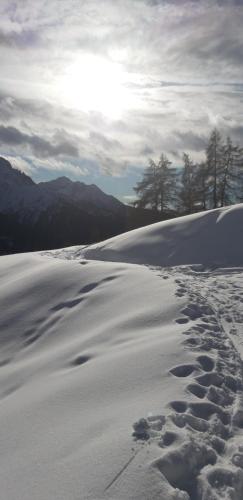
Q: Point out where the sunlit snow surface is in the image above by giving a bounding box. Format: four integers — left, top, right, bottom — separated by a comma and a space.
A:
1, 205, 243, 499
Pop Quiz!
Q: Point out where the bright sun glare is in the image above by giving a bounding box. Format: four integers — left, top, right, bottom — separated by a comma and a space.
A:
57, 55, 134, 118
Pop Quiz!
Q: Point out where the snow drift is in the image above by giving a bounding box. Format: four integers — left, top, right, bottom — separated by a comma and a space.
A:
75, 204, 243, 268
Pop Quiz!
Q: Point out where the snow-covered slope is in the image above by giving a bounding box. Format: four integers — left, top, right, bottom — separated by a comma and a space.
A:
1, 205, 243, 499
71, 203, 243, 268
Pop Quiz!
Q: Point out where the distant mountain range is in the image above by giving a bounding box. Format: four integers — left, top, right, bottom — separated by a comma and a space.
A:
0, 157, 167, 254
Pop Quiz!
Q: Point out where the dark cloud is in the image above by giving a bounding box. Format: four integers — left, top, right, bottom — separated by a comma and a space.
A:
217, 0, 243, 4
0, 92, 49, 124
148, 0, 243, 5
140, 145, 154, 156
159, 82, 243, 89
0, 28, 40, 48
175, 131, 208, 152
184, 37, 243, 68
166, 6, 243, 77
0, 91, 88, 134
0, 125, 79, 159
220, 125, 243, 143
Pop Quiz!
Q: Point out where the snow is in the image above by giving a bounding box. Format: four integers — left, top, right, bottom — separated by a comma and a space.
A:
1, 204, 243, 499
66, 203, 243, 268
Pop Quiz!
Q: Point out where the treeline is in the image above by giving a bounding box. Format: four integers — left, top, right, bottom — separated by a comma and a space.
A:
133, 129, 243, 215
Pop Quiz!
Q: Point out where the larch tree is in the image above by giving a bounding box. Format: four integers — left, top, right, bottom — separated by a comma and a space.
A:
179, 153, 198, 214
195, 161, 210, 211
206, 128, 224, 208
157, 154, 177, 213
133, 159, 160, 211
134, 154, 176, 214
133, 128, 243, 217
220, 137, 243, 206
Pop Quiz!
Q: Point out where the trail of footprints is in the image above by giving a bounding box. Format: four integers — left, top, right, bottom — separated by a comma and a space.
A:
133, 271, 243, 499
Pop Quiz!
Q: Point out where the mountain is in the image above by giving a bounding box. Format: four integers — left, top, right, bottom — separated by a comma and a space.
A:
0, 157, 168, 254
0, 157, 123, 218
39, 176, 123, 215
1, 205, 243, 499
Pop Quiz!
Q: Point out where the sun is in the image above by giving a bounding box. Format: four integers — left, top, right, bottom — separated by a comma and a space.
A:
56, 55, 133, 118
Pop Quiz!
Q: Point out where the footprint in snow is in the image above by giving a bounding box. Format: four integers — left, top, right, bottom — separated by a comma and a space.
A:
133, 268, 243, 498
175, 317, 189, 325
170, 364, 197, 377
71, 354, 91, 367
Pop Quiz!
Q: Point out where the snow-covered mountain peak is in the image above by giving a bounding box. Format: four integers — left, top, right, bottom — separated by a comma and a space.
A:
0, 157, 124, 220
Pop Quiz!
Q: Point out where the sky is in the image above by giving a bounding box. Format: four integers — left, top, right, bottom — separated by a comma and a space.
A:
0, 0, 243, 202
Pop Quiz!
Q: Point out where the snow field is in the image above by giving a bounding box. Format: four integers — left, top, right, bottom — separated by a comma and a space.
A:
2, 204, 243, 498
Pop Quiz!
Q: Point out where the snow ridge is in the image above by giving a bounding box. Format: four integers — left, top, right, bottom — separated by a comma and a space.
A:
133, 266, 243, 499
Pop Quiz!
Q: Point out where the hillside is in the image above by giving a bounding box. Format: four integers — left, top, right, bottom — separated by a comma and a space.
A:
1, 205, 243, 499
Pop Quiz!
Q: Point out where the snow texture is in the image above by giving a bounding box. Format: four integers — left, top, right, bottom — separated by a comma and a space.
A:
1, 204, 243, 499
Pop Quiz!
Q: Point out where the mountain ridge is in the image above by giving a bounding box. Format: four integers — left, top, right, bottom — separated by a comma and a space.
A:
0, 156, 164, 254
0, 156, 124, 218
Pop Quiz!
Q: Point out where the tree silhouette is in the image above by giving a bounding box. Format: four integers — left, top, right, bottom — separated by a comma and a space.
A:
134, 154, 177, 214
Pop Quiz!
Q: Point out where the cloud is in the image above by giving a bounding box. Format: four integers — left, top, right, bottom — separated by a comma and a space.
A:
89, 131, 122, 153
175, 131, 208, 152
0, 125, 79, 159
0, 28, 40, 48
3, 154, 90, 179
3, 154, 34, 175
94, 152, 128, 176
0, 0, 242, 181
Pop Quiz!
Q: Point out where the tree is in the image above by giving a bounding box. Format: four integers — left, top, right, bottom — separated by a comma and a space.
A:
220, 137, 243, 206
157, 154, 177, 212
179, 153, 198, 214
195, 161, 209, 211
134, 159, 160, 211
206, 128, 224, 208
134, 128, 243, 219
134, 154, 176, 214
